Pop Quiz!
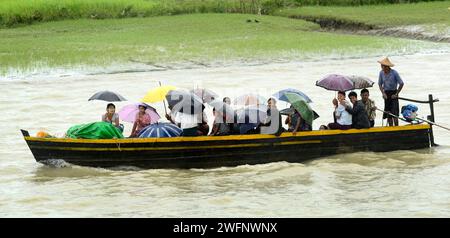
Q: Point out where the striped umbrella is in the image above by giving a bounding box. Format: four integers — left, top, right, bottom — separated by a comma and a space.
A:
138, 123, 182, 138
347, 75, 374, 89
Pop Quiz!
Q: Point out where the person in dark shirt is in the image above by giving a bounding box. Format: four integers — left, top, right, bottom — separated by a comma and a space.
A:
343, 91, 370, 129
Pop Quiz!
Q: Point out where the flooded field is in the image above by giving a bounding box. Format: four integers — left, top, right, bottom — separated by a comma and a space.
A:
1, 53, 449, 217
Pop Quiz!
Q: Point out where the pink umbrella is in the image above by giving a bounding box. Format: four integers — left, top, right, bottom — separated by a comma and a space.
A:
118, 103, 160, 123
316, 74, 355, 92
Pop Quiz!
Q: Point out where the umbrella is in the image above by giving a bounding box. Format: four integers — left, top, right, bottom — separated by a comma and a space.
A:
234, 94, 266, 107
88, 90, 127, 102
316, 74, 354, 92
208, 99, 235, 123
280, 107, 320, 120
118, 103, 160, 123
165, 90, 204, 114
138, 122, 182, 138
273, 88, 312, 103
236, 105, 267, 124
141, 85, 176, 103
347, 75, 374, 89
190, 88, 219, 103
284, 92, 314, 126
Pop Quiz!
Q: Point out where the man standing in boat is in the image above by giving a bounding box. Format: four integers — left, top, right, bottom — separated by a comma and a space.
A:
378, 57, 404, 126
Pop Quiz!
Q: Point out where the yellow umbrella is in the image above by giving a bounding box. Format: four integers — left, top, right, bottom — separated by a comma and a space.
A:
141, 85, 176, 103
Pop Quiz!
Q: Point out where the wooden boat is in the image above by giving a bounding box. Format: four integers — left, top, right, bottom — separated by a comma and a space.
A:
21, 124, 433, 169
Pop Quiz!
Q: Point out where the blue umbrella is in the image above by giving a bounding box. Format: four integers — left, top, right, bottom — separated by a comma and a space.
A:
273, 88, 312, 103
138, 123, 182, 138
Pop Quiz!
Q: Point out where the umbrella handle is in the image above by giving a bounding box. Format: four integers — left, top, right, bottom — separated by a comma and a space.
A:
159, 81, 168, 115
162, 100, 168, 115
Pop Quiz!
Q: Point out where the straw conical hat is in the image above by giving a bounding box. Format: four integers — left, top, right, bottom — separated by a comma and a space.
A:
377, 57, 394, 67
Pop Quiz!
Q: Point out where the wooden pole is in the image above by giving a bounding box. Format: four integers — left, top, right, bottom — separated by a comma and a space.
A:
428, 94, 436, 146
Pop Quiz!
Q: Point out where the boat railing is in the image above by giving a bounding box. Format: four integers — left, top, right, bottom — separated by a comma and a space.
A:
398, 94, 439, 146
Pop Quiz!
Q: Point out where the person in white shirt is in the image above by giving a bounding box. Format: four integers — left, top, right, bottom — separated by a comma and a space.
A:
327, 91, 352, 130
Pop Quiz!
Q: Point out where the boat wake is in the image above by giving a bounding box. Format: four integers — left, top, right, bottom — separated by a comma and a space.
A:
40, 159, 71, 168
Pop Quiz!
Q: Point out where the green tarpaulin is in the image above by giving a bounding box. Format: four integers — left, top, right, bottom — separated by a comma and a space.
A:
66, 122, 124, 139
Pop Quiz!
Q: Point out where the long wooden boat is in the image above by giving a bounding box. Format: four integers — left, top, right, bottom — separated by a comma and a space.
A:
21, 124, 433, 169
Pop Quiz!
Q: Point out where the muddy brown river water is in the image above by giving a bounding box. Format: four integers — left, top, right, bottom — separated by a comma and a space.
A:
1, 53, 449, 217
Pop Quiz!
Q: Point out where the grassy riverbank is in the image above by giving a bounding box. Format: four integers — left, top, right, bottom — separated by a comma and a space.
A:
1, 13, 444, 76
0, 0, 443, 28
275, 1, 450, 27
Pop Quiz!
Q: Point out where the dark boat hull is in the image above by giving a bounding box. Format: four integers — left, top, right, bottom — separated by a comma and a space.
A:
21, 125, 432, 169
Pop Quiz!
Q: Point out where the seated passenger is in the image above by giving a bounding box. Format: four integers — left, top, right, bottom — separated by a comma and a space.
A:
360, 88, 377, 127
223, 97, 231, 105
231, 112, 240, 135
344, 91, 370, 129
197, 107, 209, 136
210, 108, 231, 136
260, 98, 283, 135
327, 91, 352, 130
130, 104, 152, 137
178, 113, 200, 137
102, 103, 124, 132
286, 106, 311, 135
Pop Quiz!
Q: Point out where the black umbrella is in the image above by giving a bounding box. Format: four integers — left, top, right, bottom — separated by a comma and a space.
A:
88, 90, 127, 102
165, 90, 204, 114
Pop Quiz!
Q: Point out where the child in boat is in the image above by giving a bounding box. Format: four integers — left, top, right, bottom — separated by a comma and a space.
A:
130, 104, 152, 137
102, 103, 124, 132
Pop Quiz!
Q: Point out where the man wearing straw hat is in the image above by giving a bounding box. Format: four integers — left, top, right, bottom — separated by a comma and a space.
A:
378, 57, 404, 126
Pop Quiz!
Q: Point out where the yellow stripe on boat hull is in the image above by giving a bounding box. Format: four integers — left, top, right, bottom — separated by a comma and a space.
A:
24, 124, 430, 144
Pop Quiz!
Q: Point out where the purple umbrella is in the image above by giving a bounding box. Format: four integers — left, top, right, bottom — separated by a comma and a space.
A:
316, 74, 354, 92
118, 103, 160, 123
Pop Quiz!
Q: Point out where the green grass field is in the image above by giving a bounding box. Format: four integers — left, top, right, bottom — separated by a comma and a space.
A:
0, 0, 273, 27
0, 0, 444, 28
275, 1, 450, 27
0, 13, 445, 75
